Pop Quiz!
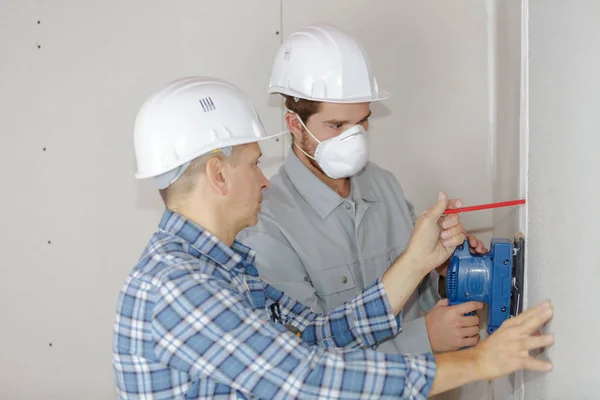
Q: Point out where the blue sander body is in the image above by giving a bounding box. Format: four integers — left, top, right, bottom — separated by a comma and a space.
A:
446, 234, 525, 334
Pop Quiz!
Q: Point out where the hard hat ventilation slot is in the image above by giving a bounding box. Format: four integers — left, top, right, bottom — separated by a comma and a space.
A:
199, 97, 216, 112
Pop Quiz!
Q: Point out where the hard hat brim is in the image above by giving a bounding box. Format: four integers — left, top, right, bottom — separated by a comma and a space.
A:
134, 130, 288, 179
268, 87, 391, 103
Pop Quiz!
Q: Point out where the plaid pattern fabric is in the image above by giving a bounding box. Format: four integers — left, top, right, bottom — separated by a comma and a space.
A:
112, 209, 436, 399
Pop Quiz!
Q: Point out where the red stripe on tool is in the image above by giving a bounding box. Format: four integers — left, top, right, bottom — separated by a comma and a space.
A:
444, 199, 526, 215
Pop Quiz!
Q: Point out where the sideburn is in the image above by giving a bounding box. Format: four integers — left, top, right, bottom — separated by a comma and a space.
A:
299, 130, 325, 174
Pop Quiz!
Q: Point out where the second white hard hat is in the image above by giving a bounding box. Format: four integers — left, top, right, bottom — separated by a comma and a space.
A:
269, 23, 390, 103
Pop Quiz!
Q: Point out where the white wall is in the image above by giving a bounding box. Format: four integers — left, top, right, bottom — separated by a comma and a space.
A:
0, 1, 282, 398
523, 1, 600, 398
0, 1, 497, 398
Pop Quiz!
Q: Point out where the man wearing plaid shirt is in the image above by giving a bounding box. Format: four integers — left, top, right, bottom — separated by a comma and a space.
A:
113, 76, 554, 399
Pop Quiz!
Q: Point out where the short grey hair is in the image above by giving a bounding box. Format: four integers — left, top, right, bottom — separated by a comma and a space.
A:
157, 146, 237, 208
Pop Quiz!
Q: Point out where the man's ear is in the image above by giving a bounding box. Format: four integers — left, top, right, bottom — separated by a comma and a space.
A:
205, 157, 229, 196
285, 112, 304, 140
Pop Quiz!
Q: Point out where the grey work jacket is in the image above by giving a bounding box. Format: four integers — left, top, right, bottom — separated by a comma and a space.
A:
239, 151, 440, 354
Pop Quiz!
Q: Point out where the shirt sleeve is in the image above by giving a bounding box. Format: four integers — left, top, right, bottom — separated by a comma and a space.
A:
151, 271, 436, 399
264, 277, 403, 349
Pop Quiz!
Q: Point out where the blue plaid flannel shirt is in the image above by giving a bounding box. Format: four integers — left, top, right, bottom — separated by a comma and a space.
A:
112, 209, 436, 399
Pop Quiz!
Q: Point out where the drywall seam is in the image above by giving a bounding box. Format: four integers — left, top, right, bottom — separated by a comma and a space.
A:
519, 0, 529, 311
514, 1, 530, 399
486, 0, 498, 183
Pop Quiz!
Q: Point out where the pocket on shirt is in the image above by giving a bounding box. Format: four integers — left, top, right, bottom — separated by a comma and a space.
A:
310, 264, 357, 295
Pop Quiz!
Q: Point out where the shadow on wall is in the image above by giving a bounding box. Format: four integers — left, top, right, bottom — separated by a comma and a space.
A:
133, 159, 165, 212
370, 101, 392, 120
267, 93, 283, 109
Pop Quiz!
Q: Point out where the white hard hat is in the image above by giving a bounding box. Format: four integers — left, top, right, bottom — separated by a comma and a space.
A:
269, 23, 390, 103
134, 77, 283, 188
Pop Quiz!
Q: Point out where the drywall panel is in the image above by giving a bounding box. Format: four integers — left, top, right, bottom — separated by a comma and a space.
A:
0, 1, 281, 398
524, 0, 600, 398
283, 2, 495, 399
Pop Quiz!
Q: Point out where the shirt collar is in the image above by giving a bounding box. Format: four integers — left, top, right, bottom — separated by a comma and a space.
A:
283, 150, 379, 220
158, 209, 256, 271
351, 172, 380, 204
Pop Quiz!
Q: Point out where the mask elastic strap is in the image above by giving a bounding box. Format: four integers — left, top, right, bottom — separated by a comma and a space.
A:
293, 141, 318, 161
285, 109, 322, 144
285, 109, 321, 162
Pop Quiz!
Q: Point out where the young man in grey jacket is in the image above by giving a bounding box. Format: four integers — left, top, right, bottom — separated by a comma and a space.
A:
239, 23, 489, 355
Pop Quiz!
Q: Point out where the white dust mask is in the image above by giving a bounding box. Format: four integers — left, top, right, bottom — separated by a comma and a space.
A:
291, 112, 369, 179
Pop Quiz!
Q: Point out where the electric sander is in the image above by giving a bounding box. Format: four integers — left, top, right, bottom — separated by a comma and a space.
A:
446, 233, 525, 334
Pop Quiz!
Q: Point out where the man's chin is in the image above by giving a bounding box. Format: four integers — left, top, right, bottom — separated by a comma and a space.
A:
242, 203, 262, 229
246, 213, 259, 228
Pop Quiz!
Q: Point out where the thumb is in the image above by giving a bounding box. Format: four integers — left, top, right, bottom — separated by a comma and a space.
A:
424, 192, 449, 221
434, 298, 449, 308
